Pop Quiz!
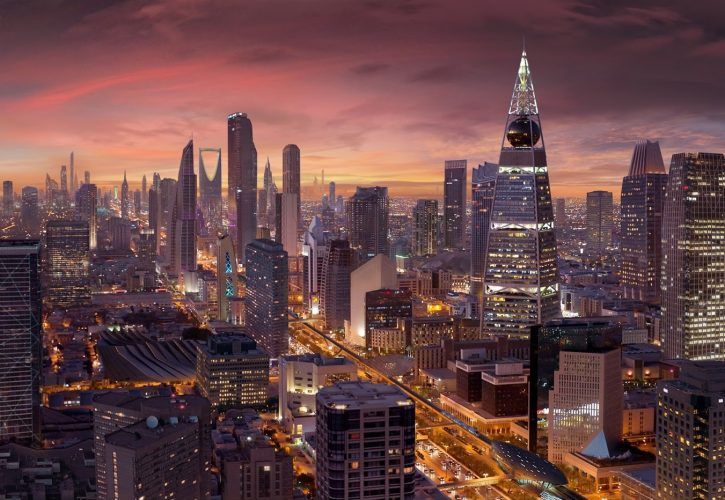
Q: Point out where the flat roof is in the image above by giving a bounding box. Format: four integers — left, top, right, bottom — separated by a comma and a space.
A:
316, 382, 412, 411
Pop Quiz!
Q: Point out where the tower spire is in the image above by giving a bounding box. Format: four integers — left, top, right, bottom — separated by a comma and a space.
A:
509, 47, 538, 116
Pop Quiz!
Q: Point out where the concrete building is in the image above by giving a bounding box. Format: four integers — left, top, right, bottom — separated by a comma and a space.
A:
365, 289, 412, 349
548, 348, 622, 464
282, 144, 301, 221
196, 334, 269, 408
585, 190, 614, 260
320, 239, 355, 330
412, 199, 437, 256
220, 434, 293, 500
316, 382, 415, 500
278, 354, 357, 434
274, 192, 299, 256
346, 186, 389, 262
46, 220, 90, 308
656, 361, 725, 499
348, 254, 397, 346
443, 160, 467, 250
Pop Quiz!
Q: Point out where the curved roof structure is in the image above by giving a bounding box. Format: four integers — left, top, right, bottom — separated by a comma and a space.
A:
490, 440, 566, 486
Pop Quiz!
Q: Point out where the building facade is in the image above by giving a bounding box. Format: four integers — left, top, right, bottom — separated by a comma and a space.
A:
228, 112, 257, 261
46, 220, 90, 307
470, 162, 498, 308
320, 239, 355, 330
282, 144, 301, 220
443, 160, 467, 250
346, 186, 389, 262
412, 199, 437, 256
167, 140, 197, 279
585, 190, 613, 260
199, 147, 223, 233
76, 183, 97, 250
217, 234, 240, 322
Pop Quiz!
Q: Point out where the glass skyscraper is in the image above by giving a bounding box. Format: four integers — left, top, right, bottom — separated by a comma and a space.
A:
470, 162, 498, 311
443, 160, 467, 250
46, 220, 90, 308
620, 140, 667, 303
346, 186, 389, 262
661, 152, 725, 360
168, 140, 197, 278
198, 147, 222, 234
228, 112, 257, 262
482, 50, 559, 336
412, 199, 438, 256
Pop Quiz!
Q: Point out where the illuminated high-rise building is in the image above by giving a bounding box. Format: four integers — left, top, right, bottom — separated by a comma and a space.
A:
320, 239, 355, 330
120, 170, 129, 219
620, 140, 668, 303
585, 190, 613, 260
76, 183, 97, 250
2, 180, 13, 215
275, 192, 298, 255
168, 140, 197, 278
245, 239, 288, 358
302, 217, 326, 312
470, 162, 498, 307
0, 240, 42, 443
443, 159, 467, 249
148, 188, 160, 255
141, 173, 147, 207
346, 186, 389, 262
217, 234, 239, 322
46, 220, 90, 307
412, 199, 437, 256
228, 112, 257, 261
199, 147, 222, 233
60, 164, 68, 194
283, 144, 301, 220
482, 49, 559, 336
69, 152, 77, 196
661, 152, 725, 360
20, 186, 39, 232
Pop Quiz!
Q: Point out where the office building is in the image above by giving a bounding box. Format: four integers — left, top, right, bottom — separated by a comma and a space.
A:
482, 49, 559, 336
120, 170, 129, 219
320, 239, 355, 330
620, 140, 668, 303
282, 144, 301, 220
0, 240, 42, 443
108, 217, 131, 251
661, 152, 725, 360
168, 140, 197, 278
104, 419, 202, 500
275, 192, 299, 255
20, 186, 39, 231
548, 347, 622, 464
346, 186, 389, 262
554, 198, 566, 227
656, 360, 725, 499
245, 239, 288, 358
470, 162, 498, 305
585, 190, 613, 260
46, 220, 90, 307
228, 112, 257, 261
196, 333, 269, 408
444, 159, 467, 249
412, 199, 437, 256
348, 253, 397, 346
2, 180, 12, 215
316, 382, 416, 500
220, 434, 293, 500
365, 289, 412, 349
301, 217, 326, 312
278, 353, 357, 434
93, 392, 211, 500
199, 147, 223, 233
75, 183, 97, 250
217, 234, 240, 322
148, 187, 160, 254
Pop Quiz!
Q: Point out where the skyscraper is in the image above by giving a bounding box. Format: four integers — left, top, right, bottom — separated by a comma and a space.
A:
168, 140, 197, 278
245, 239, 288, 358
320, 239, 355, 330
585, 190, 613, 260
217, 234, 239, 322
148, 187, 160, 255
301, 217, 326, 311
316, 382, 416, 500
620, 140, 668, 303
275, 192, 298, 255
76, 183, 97, 250
661, 152, 725, 360
120, 170, 129, 219
346, 186, 389, 262
228, 113, 257, 261
199, 147, 222, 233
0, 240, 42, 443
84, 170, 90, 185
46, 220, 90, 307
412, 199, 438, 256
470, 162, 498, 307
60, 164, 68, 194
3, 180, 13, 215
69, 152, 77, 196
20, 186, 39, 232
554, 198, 566, 227
443, 159, 467, 249
141, 173, 147, 207
283, 144, 301, 219
348, 253, 397, 346
482, 49, 559, 336
656, 360, 725, 499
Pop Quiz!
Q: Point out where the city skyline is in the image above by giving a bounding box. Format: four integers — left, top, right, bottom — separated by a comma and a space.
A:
1, 1, 724, 196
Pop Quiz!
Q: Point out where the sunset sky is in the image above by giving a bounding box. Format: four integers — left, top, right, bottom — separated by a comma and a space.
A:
1, 0, 723, 198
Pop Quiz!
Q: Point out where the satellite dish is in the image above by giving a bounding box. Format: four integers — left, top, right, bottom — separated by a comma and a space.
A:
146, 415, 159, 429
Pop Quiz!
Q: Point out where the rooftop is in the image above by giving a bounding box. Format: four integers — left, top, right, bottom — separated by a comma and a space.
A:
316, 381, 413, 411
105, 420, 196, 450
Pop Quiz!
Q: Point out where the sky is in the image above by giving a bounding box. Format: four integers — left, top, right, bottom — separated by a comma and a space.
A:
1, 0, 724, 198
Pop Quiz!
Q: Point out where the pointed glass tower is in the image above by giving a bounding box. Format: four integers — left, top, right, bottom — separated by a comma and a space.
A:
482, 50, 559, 336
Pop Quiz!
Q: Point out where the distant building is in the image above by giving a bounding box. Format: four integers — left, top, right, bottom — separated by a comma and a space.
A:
620, 140, 667, 303
196, 333, 269, 408
245, 239, 288, 358
20, 186, 39, 232
548, 347, 622, 464
46, 220, 90, 307
0, 240, 42, 444
346, 186, 389, 262
76, 183, 97, 250
656, 360, 725, 499
2, 180, 13, 215
661, 152, 725, 360
217, 234, 240, 322
274, 192, 299, 255
167, 140, 197, 279
278, 354, 357, 434
320, 239, 355, 330
301, 217, 326, 312
585, 190, 613, 260
470, 162, 497, 307
348, 254, 397, 347
554, 197, 566, 227
228, 112, 257, 261
316, 382, 416, 500
199, 147, 222, 233
444, 160, 467, 249
412, 199, 438, 256
220, 434, 293, 500
120, 170, 129, 219
282, 144, 301, 220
